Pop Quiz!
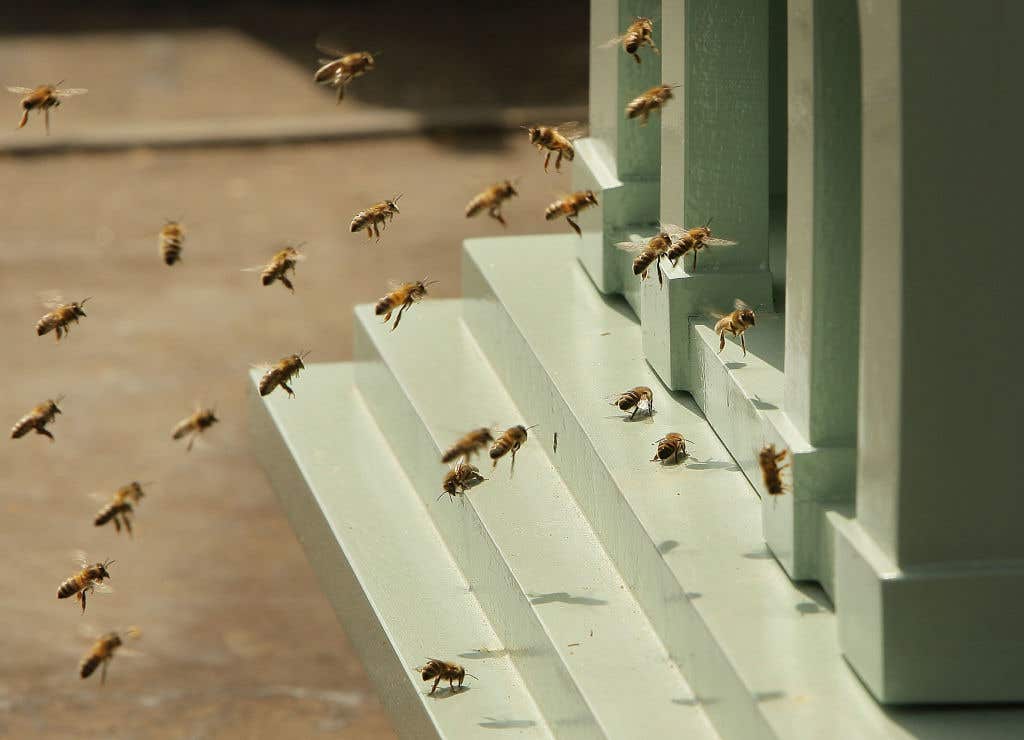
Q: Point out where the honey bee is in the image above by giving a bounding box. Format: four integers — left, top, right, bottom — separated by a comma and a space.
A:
375, 279, 437, 331
245, 245, 305, 291
626, 84, 677, 126
665, 220, 738, 272
545, 190, 599, 236
7, 82, 87, 134
465, 180, 519, 226
441, 427, 494, 464
759, 444, 790, 496
80, 627, 140, 684
714, 299, 757, 356
524, 122, 586, 172
489, 424, 538, 474
171, 406, 219, 451
602, 17, 659, 64
36, 297, 90, 341
314, 44, 376, 103
651, 433, 690, 464
609, 386, 654, 419
438, 462, 486, 501
258, 351, 310, 397
58, 554, 114, 613
615, 226, 680, 287
351, 195, 402, 240
94, 481, 146, 536
11, 396, 62, 441
415, 659, 477, 694
159, 220, 185, 266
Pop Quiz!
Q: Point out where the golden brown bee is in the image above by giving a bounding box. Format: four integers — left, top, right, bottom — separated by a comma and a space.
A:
489, 424, 537, 474
351, 195, 402, 240
94, 481, 146, 536
626, 84, 677, 126
665, 220, 738, 272
159, 220, 185, 266
314, 44, 376, 103
465, 180, 519, 227
415, 659, 477, 694
714, 299, 757, 356
80, 627, 140, 684
759, 444, 790, 496
616, 226, 680, 287
602, 17, 659, 64
610, 386, 654, 420
545, 190, 599, 237
441, 427, 494, 464
11, 396, 62, 441
651, 433, 689, 464
36, 298, 90, 341
438, 462, 487, 501
249, 245, 304, 291
375, 279, 437, 331
7, 82, 87, 134
258, 351, 310, 397
524, 122, 586, 172
58, 554, 114, 613
171, 407, 219, 451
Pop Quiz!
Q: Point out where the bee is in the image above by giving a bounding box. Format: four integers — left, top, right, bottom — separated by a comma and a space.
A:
602, 17, 659, 64
375, 279, 437, 331
759, 444, 790, 496
465, 180, 519, 227
651, 433, 690, 464
545, 190, 599, 237
159, 220, 185, 266
524, 122, 586, 172
489, 424, 538, 474
441, 427, 494, 464
414, 659, 477, 694
351, 195, 402, 240
58, 554, 114, 614
314, 44, 376, 103
610, 386, 654, 420
665, 220, 738, 272
80, 627, 140, 684
258, 351, 310, 397
714, 299, 757, 356
36, 298, 90, 342
438, 462, 487, 501
626, 83, 678, 126
171, 406, 219, 451
11, 396, 62, 441
247, 245, 304, 291
7, 82, 87, 134
94, 481, 147, 536
615, 226, 680, 287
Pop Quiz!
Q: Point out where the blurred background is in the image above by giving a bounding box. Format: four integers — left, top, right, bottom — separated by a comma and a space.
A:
0, 2, 587, 737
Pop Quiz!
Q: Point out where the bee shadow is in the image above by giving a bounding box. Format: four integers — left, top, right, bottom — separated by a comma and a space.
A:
458, 648, 511, 660
479, 718, 538, 729
656, 539, 679, 554
528, 591, 608, 606
685, 459, 741, 472
427, 685, 473, 700
725, 362, 747, 371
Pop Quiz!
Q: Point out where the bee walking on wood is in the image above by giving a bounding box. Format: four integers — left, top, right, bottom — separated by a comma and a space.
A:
524, 122, 585, 172
58, 554, 114, 614
244, 245, 305, 291
759, 444, 790, 496
80, 627, 140, 684
375, 279, 437, 331
159, 220, 185, 266
94, 481, 146, 537
714, 299, 757, 356
610, 386, 654, 420
651, 433, 690, 464
666, 220, 737, 272
7, 82, 87, 134
314, 45, 375, 103
11, 396, 62, 441
616, 226, 681, 287
465, 180, 519, 227
258, 351, 310, 398
489, 424, 538, 475
602, 17, 659, 64
441, 427, 494, 464
626, 84, 677, 126
439, 462, 486, 501
415, 659, 477, 694
351, 195, 402, 240
171, 406, 219, 451
545, 190, 599, 237
36, 298, 90, 342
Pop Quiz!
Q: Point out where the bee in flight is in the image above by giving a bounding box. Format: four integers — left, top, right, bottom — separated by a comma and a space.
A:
313, 44, 376, 103
7, 81, 87, 134
626, 84, 677, 126
171, 406, 219, 451
244, 244, 305, 292
602, 16, 659, 64
58, 553, 114, 614
759, 444, 790, 496
489, 424, 537, 475
616, 225, 681, 287
415, 659, 477, 694
11, 396, 62, 441
351, 195, 402, 240
714, 299, 757, 356
159, 220, 185, 266
258, 351, 310, 398
524, 122, 586, 172
609, 386, 654, 420
651, 432, 690, 464
439, 462, 486, 501
465, 180, 519, 227
375, 279, 437, 331
94, 481, 147, 537
80, 627, 140, 684
666, 220, 737, 272
545, 190, 599, 237
441, 427, 494, 464
36, 297, 90, 342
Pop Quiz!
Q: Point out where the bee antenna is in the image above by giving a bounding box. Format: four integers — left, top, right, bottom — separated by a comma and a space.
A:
55, 394, 66, 404
300, 349, 313, 359
526, 424, 540, 430
393, 192, 403, 202
104, 558, 116, 568
54, 79, 65, 87
79, 297, 92, 305
465, 672, 479, 680
436, 491, 448, 502
704, 217, 713, 228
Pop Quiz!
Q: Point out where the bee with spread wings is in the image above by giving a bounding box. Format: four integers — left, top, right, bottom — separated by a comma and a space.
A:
7, 82, 87, 134
524, 122, 587, 173
615, 224, 685, 287
599, 17, 660, 64
314, 42, 376, 103
58, 551, 114, 614
666, 221, 738, 272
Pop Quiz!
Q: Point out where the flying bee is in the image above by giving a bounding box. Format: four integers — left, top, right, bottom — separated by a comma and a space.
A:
666, 220, 738, 271
313, 44, 376, 103
171, 406, 219, 451
601, 17, 659, 64
465, 180, 519, 227
80, 627, 140, 684
609, 386, 654, 419
159, 220, 185, 266
714, 299, 757, 356
651, 432, 690, 464
545, 190, 599, 237
36, 297, 90, 341
438, 462, 486, 501
58, 554, 114, 614
489, 424, 538, 475
244, 245, 305, 291
94, 481, 147, 537
351, 195, 402, 240
616, 226, 681, 287
441, 427, 494, 464
626, 84, 677, 126
7, 82, 87, 134
415, 659, 477, 694
759, 444, 790, 496
375, 279, 437, 331
11, 396, 62, 441
524, 122, 586, 172
258, 351, 310, 397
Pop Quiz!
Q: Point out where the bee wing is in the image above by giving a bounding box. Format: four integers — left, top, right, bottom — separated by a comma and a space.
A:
91, 582, 114, 595
597, 34, 627, 49
7, 86, 34, 94
661, 223, 686, 239
614, 239, 646, 253
87, 492, 109, 503
315, 40, 347, 57
554, 121, 588, 140
38, 289, 66, 309
240, 263, 267, 273
72, 550, 89, 568
734, 298, 753, 311
705, 237, 738, 247
55, 88, 88, 97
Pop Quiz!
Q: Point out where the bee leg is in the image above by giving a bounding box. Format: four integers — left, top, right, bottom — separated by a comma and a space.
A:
490, 208, 506, 227
391, 302, 409, 332
280, 381, 295, 398
510, 449, 517, 478
55, 326, 63, 342
382, 310, 393, 323
718, 332, 726, 353
692, 250, 699, 272
44, 108, 50, 136
36, 427, 55, 442
631, 52, 641, 64
124, 513, 133, 538
741, 334, 748, 357
79, 590, 87, 613
555, 150, 564, 171
657, 260, 664, 287
373, 222, 381, 240
630, 405, 638, 420
336, 84, 345, 104
186, 434, 196, 452
280, 275, 294, 292
543, 151, 551, 172
365, 226, 373, 239
18, 109, 29, 128
430, 676, 441, 695
112, 516, 121, 533
100, 658, 108, 685
566, 216, 581, 237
